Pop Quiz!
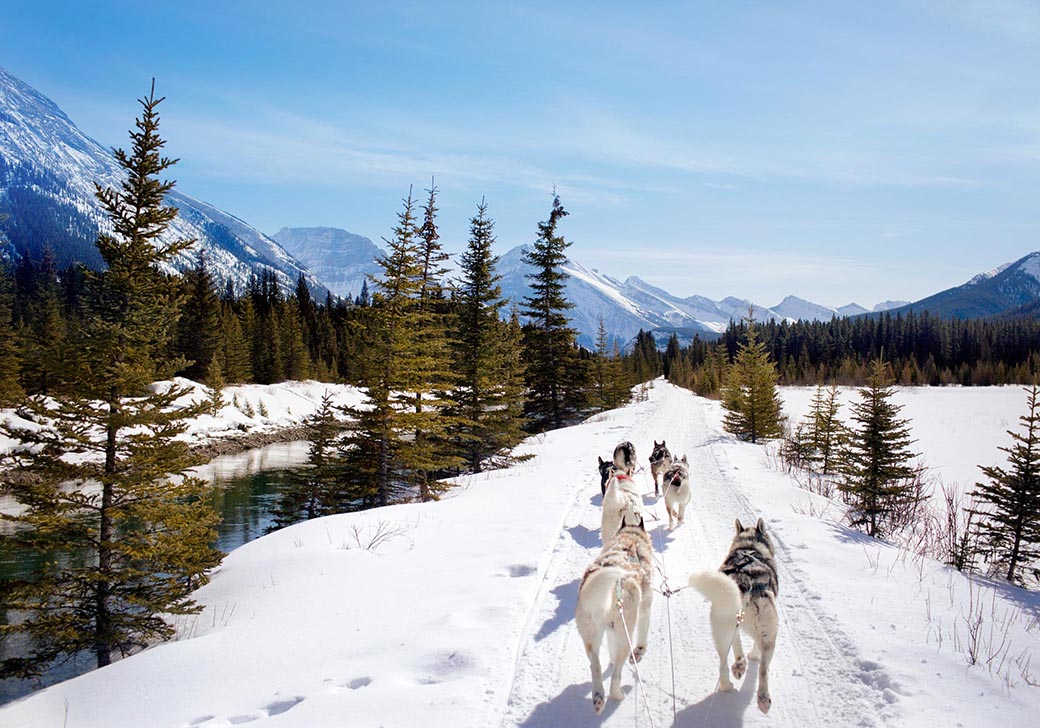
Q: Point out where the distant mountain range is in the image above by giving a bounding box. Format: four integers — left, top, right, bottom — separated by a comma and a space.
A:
2, 67, 1038, 349
0, 66, 323, 295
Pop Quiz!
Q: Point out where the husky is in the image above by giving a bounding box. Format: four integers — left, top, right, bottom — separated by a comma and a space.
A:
649, 440, 673, 497
688, 518, 780, 714
597, 456, 617, 496
575, 512, 654, 714
601, 471, 643, 549
613, 441, 637, 475
662, 455, 691, 530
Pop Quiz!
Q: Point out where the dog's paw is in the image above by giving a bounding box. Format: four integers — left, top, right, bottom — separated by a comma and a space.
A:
749, 649, 761, 662
609, 686, 625, 701
630, 645, 646, 663
731, 656, 747, 680
757, 691, 772, 714
719, 679, 735, 692
592, 691, 605, 714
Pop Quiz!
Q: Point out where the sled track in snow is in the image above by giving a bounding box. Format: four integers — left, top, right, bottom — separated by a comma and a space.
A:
495, 384, 894, 728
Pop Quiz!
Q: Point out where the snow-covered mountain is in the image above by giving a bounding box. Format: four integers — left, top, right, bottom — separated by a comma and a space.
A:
0, 67, 321, 295
270, 227, 382, 301
496, 245, 893, 347
889, 251, 1040, 319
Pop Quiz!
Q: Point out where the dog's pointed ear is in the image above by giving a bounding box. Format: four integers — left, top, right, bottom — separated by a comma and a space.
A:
638, 516, 646, 531
735, 518, 744, 534
756, 518, 766, 536
654, 440, 660, 448
681, 455, 688, 463
599, 456, 605, 466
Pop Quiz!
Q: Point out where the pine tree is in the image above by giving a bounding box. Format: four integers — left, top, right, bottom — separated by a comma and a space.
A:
0, 84, 221, 677
839, 358, 921, 538
269, 392, 344, 527
0, 259, 26, 405
341, 188, 460, 506
792, 384, 847, 474
409, 180, 459, 498
973, 385, 1040, 583
174, 248, 221, 382
448, 199, 527, 471
521, 192, 586, 430
721, 315, 785, 443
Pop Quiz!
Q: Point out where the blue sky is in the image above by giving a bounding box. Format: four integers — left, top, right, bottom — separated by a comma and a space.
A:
3, 0, 1039, 308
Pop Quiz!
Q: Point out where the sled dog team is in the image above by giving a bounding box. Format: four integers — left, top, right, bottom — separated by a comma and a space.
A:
578, 440, 779, 716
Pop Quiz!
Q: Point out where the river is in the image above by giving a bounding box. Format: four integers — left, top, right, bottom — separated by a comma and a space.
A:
0, 440, 312, 705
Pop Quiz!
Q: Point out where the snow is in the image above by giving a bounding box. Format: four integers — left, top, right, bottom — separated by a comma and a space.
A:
3, 381, 1040, 727
780, 385, 1031, 498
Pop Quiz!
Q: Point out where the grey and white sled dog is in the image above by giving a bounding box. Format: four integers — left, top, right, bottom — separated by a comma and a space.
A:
613, 441, 637, 475
601, 471, 643, 549
576, 511, 654, 714
688, 518, 780, 714
649, 440, 673, 497
662, 455, 691, 530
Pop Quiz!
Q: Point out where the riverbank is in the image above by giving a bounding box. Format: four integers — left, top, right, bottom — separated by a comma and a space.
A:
0, 378, 367, 484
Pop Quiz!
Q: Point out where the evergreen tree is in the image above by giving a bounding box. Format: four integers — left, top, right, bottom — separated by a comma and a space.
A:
269, 392, 344, 528
973, 385, 1040, 583
521, 192, 586, 430
341, 188, 459, 506
793, 384, 847, 474
721, 315, 785, 443
279, 298, 311, 381
448, 199, 527, 471
0, 84, 221, 677
174, 248, 221, 382
840, 358, 921, 538
18, 248, 67, 396
0, 259, 25, 405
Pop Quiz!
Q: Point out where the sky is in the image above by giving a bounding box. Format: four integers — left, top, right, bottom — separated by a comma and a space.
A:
2, 0, 1039, 308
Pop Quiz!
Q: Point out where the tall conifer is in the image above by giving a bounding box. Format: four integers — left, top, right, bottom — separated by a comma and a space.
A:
521, 193, 586, 430
0, 83, 221, 677
721, 315, 785, 443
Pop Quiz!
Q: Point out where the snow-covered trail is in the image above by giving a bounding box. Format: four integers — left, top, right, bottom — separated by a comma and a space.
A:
497, 382, 893, 728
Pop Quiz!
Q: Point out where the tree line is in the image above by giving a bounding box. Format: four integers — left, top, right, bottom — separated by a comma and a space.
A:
0, 86, 645, 682
662, 311, 1040, 395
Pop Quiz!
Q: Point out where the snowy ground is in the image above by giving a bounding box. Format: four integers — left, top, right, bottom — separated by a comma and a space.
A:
780, 385, 1031, 499
2, 381, 1039, 727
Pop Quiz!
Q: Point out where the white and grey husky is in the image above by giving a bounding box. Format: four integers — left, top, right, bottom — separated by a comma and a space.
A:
649, 440, 673, 497
689, 518, 780, 714
576, 512, 654, 714
613, 441, 637, 475
601, 471, 643, 549
662, 455, 690, 530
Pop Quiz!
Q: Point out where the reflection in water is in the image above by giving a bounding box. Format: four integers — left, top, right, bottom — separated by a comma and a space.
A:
0, 440, 311, 705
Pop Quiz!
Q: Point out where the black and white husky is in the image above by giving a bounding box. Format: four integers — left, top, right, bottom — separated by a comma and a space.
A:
597, 457, 617, 496
613, 441, 637, 475
689, 518, 780, 714
649, 440, 673, 497
576, 512, 654, 714
662, 455, 690, 530
601, 471, 643, 549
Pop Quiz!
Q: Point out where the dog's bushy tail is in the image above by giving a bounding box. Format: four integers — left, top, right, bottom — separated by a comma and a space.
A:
580, 567, 641, 621
689, 570, 741, 614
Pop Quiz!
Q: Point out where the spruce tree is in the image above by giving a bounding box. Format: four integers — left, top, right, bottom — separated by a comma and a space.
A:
721, 316, 785, 443
448, 199, 527, 471
269, 392, 344, 528
341, 188, 460, 506
0, 259, 25, 405
521, 192, 586, 430
0, 84, 221, 677
973, 385, 1040, 583
174, 248, 221, 382
839, 358, 921, 538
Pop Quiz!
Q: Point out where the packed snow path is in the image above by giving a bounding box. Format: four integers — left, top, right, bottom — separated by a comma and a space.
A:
496, 383, 890, 727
